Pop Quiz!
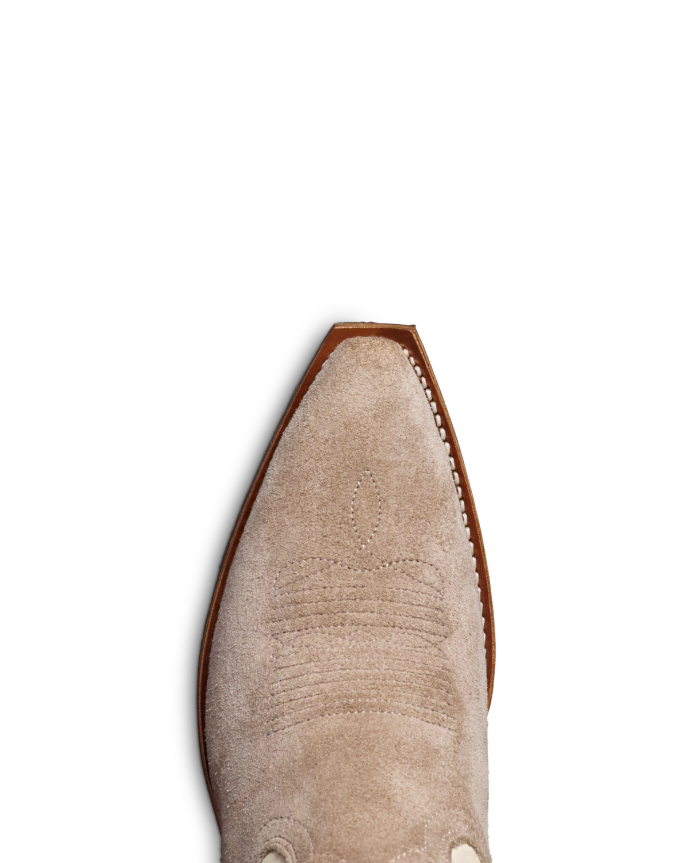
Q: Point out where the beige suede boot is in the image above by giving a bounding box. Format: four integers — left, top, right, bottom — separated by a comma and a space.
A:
198, 323, 496, 863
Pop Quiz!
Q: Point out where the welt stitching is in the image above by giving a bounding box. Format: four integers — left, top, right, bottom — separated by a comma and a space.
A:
402, 344, 487, 653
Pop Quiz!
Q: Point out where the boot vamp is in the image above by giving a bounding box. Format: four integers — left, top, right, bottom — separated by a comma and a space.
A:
205, 336, 489, 863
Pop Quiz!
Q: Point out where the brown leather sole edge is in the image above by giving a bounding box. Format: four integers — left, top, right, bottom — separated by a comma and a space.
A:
197, 322, 496, 826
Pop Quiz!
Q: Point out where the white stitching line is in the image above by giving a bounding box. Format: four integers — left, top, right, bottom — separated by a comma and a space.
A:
401, 346, 486, 652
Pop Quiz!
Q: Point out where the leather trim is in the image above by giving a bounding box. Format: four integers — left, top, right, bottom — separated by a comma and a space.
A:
197, 322, 496, 826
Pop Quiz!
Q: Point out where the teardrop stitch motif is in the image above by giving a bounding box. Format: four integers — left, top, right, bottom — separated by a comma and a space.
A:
350, 469, 382, 551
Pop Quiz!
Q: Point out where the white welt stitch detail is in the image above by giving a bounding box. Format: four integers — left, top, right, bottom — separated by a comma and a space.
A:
400, 344, 487, 650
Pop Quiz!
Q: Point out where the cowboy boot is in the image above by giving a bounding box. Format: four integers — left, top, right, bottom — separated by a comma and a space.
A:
199, 323, 496, 863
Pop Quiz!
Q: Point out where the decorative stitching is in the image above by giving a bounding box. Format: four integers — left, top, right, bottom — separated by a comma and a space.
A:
271, 623, 444, 641
272, 664, 452, 686
272, 673, 452, 692
273, 595, 445, 612
268, 438, 462, 735
271, 700, 458, 724
270, 688, 456, 714
275, 558, 443, 596
274, 584, 442, 599
270, 609, 447, 626
274, 642, 446, 658
271, 683, 456, 705
350, 468, 382, 552
270, 707, 457, 732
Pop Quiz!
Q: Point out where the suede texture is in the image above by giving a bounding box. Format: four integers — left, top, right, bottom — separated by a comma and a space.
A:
206, 336, 490, 863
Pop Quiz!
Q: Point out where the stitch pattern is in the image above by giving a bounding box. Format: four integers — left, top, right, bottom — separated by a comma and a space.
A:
273, 694, 455, 727
270, 674, 455, 699
271, 682, 456, 704
267, 452, 459, 733
273, 645, 450, 662
271, 633, 440, 662
275, 558, 443, 596
350, 468, 382, 553
270, 609, 447, 627
273, 643, 448, 661
273, 594, 446, 612
272, 624, 444, 644
270, 707, 458, 733
274, 584, 444, 600
271, 665, 453, 688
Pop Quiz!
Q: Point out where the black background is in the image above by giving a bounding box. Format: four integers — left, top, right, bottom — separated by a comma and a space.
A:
127, 316, 528, 863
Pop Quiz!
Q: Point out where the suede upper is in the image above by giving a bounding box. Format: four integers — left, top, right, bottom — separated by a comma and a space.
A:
205, 336, 490, 863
